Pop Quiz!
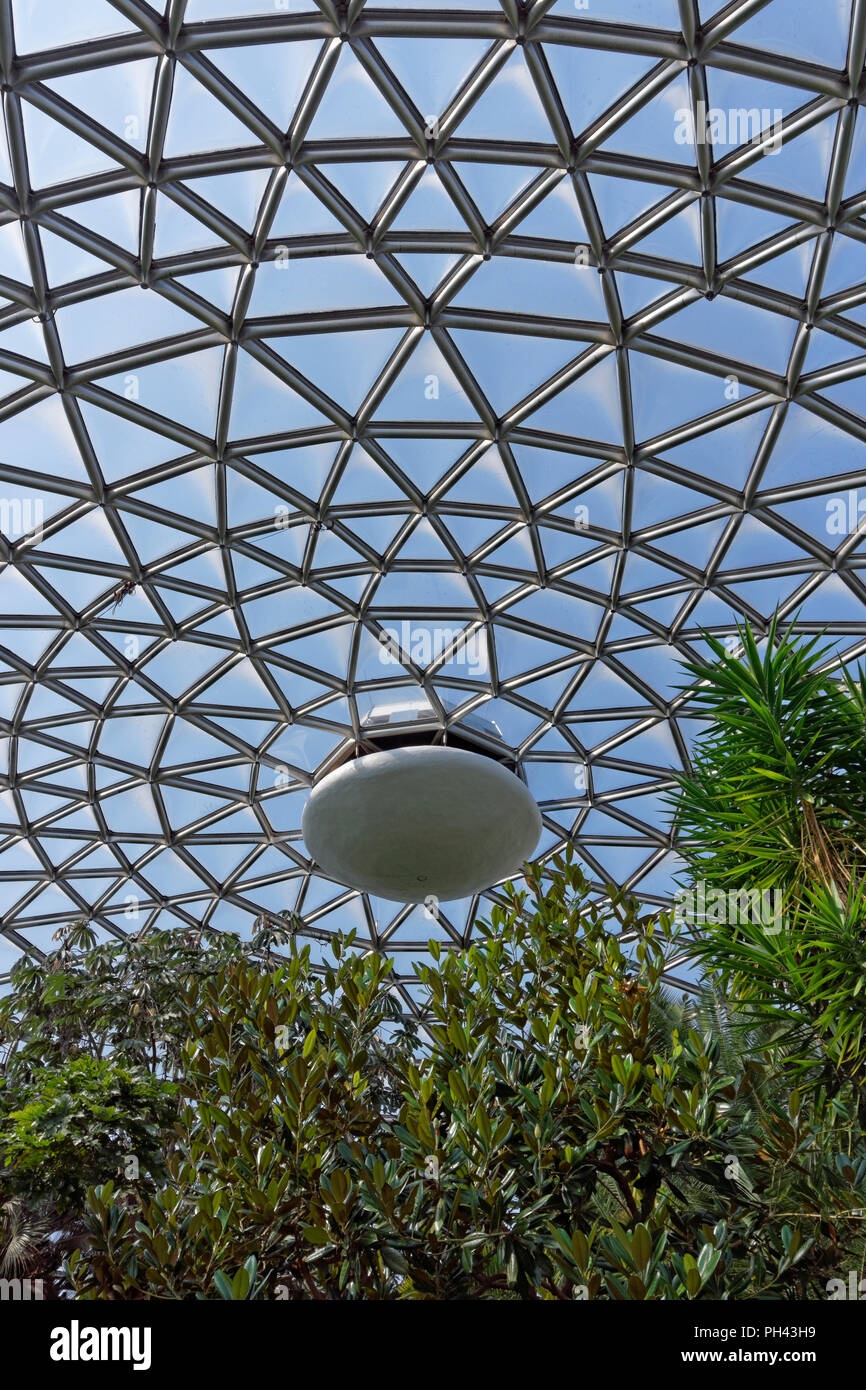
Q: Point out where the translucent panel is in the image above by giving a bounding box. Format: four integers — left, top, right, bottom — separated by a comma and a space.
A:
517, 178, 590, 241
373, 38, 490, 118
131, 467, 217, 528
373, 334, 478, 421
79, 403, 182, 482
268, 173, 347, 238
95, 348, 224, 438
20, 99, 118, 186
525, 353, 623, 442
636, 203, 702, 263
452, 253, 607, 319
551, 0, 679, 19
153, 196, 232, 258
266, 328, 404, 412
630, 353, 753, 442
305, 49, 408, 140
176, 266, 242, 314
331, 447, 408, 505
660, 293, 798, 374
183, 169, 272, 230
393, 252, 462, 297
732, 0, 852, 69
66, 190, 141, 253
702, 68, 811, 161
247, 255, 402, 316
45, 61, 156, 150
630, 469, 716, 527
453, 162, 541, 223
0, 397, 89, 482
543, 42, 655, 137
743, 117, 836, 201
56, 287, 202, 362
210, 43, 322, 131
603, 71, 696, 166
186, 0, 279, 15
458, 53, 554, 143
821, 234, 866, 297
39, 228, 108, 286
229, 351, 331, 438
652, 408, 771, 489
760, 404, 864, 490
163, 65, 257, 157
324, 162, 406, 222
0, 221, 33, 282
394, 0, 500, 7
589, 174, 674, 238
12, 0, 135, 52
450, 327, 582, 417
752, 240, 814, 299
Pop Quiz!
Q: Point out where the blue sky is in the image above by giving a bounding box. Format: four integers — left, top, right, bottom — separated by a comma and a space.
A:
0, 0, 862, 989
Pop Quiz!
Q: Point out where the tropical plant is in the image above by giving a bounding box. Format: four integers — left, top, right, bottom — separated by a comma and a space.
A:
63, 857, 865, 1301
671, 617, 866, 1093
1, 1055, 175, 1213
0, 920, 247, 1080
673, 615, 866, 905
0, 922, 248, 1292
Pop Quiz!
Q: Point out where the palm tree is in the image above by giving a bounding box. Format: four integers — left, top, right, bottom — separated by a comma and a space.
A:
671, 616, 866, 1092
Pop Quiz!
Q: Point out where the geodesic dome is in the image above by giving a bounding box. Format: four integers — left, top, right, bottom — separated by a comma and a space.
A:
1, 0, 864, 1006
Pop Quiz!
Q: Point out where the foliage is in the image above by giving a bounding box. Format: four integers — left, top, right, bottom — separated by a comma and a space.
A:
5, 614, 866, 1300
0, 921, 246, 1081
672, 615, 866, 905
0, 1195, 53, 1278
64, 858, 865, 1301
671, 617, 866, 1094
0, 922, 246, 1286
1, 1055, 175, 1214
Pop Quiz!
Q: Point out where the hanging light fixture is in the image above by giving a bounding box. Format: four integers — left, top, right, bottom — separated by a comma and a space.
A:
301, 702, 542, 903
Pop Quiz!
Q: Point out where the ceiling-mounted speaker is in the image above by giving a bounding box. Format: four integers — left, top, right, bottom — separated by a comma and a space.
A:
301, 742, 542, 903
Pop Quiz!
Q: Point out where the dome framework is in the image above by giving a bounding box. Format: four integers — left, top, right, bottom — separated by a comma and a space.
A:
0, 0, 865, 1009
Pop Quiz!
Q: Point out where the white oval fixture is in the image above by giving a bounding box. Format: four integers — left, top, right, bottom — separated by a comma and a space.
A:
301, 744, 542, 903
